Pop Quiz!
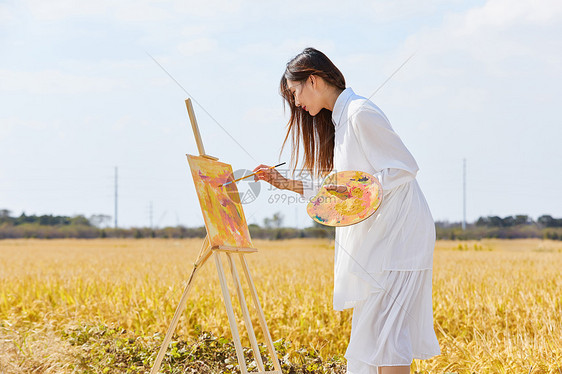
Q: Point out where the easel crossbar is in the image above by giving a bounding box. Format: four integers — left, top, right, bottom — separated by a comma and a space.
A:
213, 245, 257, 253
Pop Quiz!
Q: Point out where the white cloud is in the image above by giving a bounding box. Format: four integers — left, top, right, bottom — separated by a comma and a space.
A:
0, 69, 128, 94
21, 0, 108, 20
19, 0, 246, 22
170, 0, 243, 17
180, 25, 216, 39
111, 114, 151, 132
20, 0, 171, 22
462, 0, 562, 32
234, 38, 338, 67
0, 3, 16, 23
177, 38, 219, 57
0, 117, 50, 143
365, 0, 470, 21
241, 105, 280, 125
400, 0, 562, 79
0, 119, 14, 142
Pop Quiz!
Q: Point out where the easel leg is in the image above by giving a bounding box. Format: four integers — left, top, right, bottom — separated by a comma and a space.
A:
239, 254, 283, 373
225, 253, 265, 372
150, 237, 211, 374
215, 252, 249, 374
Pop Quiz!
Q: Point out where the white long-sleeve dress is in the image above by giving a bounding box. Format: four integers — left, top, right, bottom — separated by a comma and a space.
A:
302, 88, 440, 371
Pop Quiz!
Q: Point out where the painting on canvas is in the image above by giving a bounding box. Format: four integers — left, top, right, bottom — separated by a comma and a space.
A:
187, 154, 254, 249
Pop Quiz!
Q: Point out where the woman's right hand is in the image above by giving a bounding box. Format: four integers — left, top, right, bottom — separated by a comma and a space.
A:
252, 164, 287, 189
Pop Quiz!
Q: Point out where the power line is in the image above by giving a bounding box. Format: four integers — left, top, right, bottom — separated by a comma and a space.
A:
149, 201, 153, 229
462, 159, 466, 231
115, 166, 118, 229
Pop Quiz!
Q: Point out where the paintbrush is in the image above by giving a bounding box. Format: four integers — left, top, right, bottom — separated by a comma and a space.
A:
219, 162, 286, 187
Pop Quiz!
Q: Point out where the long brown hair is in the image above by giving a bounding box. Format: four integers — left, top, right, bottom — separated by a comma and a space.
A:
280, 48, 346, 178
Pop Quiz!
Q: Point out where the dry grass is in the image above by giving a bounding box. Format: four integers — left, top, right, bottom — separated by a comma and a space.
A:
1, 238, 561, 373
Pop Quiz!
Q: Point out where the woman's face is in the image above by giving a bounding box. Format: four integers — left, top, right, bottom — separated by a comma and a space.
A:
286, 77, 322, 116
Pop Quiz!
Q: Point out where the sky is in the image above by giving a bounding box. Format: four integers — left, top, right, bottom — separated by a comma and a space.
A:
1, 0, 561, 229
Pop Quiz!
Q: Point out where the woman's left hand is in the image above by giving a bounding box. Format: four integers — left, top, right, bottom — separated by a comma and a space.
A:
324, 184, 347, 193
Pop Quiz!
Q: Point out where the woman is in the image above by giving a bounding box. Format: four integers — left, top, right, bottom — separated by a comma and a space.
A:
253, 47, 440, 374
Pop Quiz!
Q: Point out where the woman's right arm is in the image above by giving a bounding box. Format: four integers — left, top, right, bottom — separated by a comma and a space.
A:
252, 164, 344, 198
252, 164, 304, 195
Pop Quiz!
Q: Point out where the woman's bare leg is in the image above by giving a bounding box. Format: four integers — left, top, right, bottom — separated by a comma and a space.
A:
378, 366, 410, 374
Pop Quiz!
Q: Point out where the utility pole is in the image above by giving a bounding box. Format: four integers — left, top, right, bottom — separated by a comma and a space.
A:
149, 201, 153, 229
462, 159, 466, 231
114, 166, 118, 229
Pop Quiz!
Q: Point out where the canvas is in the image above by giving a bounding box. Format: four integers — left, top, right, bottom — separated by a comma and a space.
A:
187, 155, 254, 249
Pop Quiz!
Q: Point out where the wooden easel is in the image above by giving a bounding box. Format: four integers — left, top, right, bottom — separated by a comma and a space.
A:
150, 99, 282, 374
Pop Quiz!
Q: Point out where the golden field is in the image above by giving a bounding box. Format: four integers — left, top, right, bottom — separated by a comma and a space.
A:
0, 238, 561, 373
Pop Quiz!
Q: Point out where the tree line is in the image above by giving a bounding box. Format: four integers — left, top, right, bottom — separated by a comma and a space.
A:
0, 209, 334, 240
436, 214, 562, 240
1, 209, 561, 240
475, 214, 562, 228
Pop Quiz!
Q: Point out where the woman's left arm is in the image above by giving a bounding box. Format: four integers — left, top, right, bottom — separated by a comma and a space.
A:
352, 107, 419, 191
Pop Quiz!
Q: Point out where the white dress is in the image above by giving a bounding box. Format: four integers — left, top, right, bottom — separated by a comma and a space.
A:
302, 88, 440, 371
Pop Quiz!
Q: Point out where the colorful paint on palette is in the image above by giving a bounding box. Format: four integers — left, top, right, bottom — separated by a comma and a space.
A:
306, 170, 383, 227
187, 155, 254, 249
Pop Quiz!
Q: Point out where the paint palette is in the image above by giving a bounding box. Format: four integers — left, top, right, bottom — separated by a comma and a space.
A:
306, 170, 382, 227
